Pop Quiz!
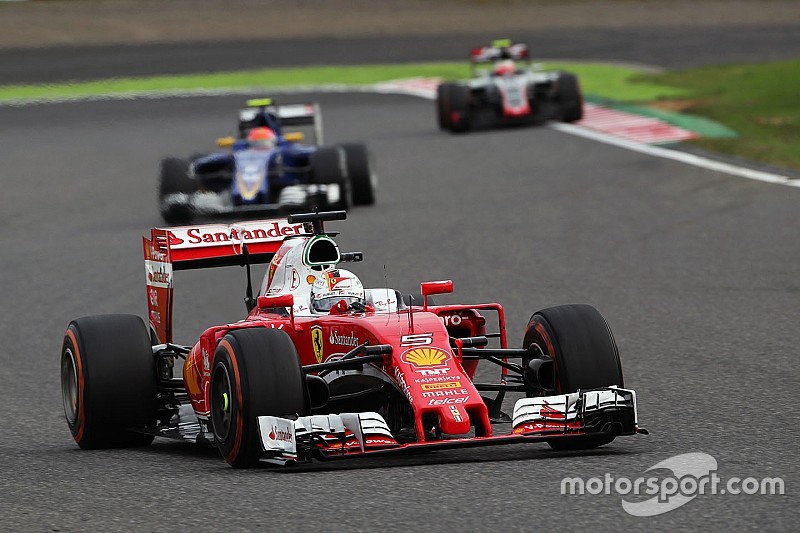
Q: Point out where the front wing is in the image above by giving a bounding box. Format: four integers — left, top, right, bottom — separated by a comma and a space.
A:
258, 387, 642, 464
161, 183, 343, 218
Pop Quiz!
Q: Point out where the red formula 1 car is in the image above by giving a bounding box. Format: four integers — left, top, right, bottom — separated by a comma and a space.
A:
60, 211, 644, 467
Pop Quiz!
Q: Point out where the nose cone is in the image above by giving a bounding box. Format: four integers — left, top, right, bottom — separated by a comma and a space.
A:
437, 404, 471, 435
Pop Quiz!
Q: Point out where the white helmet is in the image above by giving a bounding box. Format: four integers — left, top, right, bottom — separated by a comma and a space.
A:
311, 269, 365, 313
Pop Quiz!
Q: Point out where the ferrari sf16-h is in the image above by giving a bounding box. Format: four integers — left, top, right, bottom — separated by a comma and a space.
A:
61, 211, 644, 468
158, 99, 377, 225
437, 39, 584, 133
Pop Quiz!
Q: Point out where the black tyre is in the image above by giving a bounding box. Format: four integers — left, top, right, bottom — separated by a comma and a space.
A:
522, 304, 623, 450
210, 328, 308, 468
158, 157, 196, 225
342, 143, 376, 206
61, 314, 157, 449
555, 72, 584, 123
446, 84, 473, 133
310, 146, 352, 211
436, 82, 456, 130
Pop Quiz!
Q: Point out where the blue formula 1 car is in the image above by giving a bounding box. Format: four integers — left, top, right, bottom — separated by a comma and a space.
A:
158, 99, 377, 225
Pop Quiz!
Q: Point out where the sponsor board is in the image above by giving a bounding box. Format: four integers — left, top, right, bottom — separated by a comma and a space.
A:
311, 325, 324, 363
401, 347, 449, 368
393, 367, 414, 404
422, 388, 469, 398
167, 221, 305, 249
145, 260, 172, 288
258, 416, 297, 456
329, 330, 360, 347
416, 367, 451, 377
421, 381, 462, 391
427, 397, 468, 406
414, 374, 456, 384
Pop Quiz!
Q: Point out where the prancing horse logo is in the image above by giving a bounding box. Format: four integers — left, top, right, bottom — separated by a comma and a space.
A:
311, 325, 324, 363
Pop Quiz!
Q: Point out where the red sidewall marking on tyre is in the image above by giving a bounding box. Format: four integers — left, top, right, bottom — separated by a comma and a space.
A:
219, 339, 244, 463
65, 329, 86, 443
533, 321, 561, 394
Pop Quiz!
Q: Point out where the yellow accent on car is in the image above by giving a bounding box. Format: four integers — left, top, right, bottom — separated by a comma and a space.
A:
404, 347, 448, 366
246, 98, 273, 107
216, 136, 235, 148
283, 132, 304, 142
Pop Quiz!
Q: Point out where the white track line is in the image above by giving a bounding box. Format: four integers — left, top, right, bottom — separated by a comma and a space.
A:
2, 82, 797, 187
372, 80, 799, 187
551, 122, 800, 186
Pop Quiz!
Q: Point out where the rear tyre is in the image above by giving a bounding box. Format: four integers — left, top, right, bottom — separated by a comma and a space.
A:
158, 157, 196, 225
522, 304, 623, 450
210, 328, 308, 468
438, 82, 474, 133
61, 314, 157, 449
446, 84, 473, 133
555, 72, 584, 123
342, 143, 376, 205
310, 146, 352, 211
436, 82, 456, 130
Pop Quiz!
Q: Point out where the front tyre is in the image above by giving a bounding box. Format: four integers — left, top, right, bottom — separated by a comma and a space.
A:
522, 304, 623, 450
210, 328, 308, 468
61, 314, 156, 449
437, 82, 473, 133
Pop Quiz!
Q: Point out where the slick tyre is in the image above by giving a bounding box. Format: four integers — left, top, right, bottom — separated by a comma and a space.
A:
311, 146, 352, 211
61, 314, 157, 449
440, 83, 472, 133
555, 72, 584, 123
158, 157, 196, 225
522, 304, 623, 450
436, 82, 456, 130
342, 143, 377, 206
210, 328, 308, 468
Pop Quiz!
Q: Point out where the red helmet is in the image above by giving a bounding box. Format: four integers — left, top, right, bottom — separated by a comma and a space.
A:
247, 127, 277, 150
494, 60, 516, 76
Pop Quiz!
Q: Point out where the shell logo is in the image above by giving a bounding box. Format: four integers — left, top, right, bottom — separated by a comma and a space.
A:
401, 347, 449, 368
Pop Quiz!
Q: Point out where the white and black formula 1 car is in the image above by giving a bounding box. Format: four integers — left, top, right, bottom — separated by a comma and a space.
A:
436, 39, 584, 133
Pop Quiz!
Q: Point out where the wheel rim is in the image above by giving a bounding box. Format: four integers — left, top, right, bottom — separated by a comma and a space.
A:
211, 362, 233, 442
61, 347, 79, 425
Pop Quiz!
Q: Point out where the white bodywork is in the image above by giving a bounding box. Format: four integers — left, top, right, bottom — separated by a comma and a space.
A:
512, 387, 638, 431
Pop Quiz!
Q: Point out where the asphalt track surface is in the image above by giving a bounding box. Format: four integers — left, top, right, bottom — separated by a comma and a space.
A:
2, 32, 800, 533
3, 24, 800, 85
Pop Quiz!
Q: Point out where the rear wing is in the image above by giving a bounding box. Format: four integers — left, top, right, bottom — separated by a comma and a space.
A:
470, 41, 530, 63
143, 218, 308, 344
239, 99, 324, 145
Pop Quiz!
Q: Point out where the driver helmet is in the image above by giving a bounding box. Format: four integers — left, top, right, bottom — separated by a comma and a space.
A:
494, 59, 516, 76
247, 127, 277, 150
311, 269, 365, 313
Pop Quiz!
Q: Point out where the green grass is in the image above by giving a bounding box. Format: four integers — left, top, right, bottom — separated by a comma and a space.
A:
638, 59, 800, 170
2, 57, 797, 171
0, 61, 686, 103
